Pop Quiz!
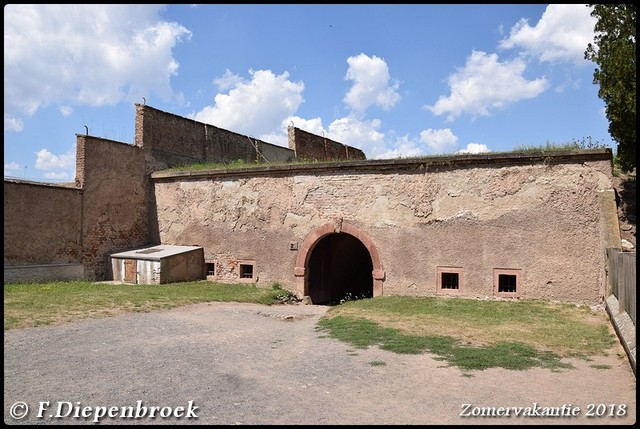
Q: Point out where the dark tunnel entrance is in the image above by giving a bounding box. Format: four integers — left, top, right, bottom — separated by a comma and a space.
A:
307, 232, 374, 305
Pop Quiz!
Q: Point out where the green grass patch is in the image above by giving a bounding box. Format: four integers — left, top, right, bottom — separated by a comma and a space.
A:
317, 296, 616, 371
589, 364, 612, 370
3, 280, 285, 330
4, 281, 618, 374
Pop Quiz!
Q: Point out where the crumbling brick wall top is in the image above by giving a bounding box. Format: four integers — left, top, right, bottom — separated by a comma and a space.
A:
288, 126, 366, 162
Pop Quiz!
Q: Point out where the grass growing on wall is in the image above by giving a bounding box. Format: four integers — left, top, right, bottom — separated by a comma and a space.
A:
165, 158, 333, 172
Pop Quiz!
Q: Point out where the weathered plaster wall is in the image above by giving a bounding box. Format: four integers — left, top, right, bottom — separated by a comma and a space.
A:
152, 153, 614, 304
135, 104, 294, 169
77, 135, 152, 280
288, 126, 366, 161
161, 248, 205, 284
4, 180, 82, 265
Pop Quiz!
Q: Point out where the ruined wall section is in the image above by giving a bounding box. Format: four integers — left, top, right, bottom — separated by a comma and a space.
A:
77, 135, 151, 280
4, 180, 82, 265
135, 104, 294, 171
152, 153, 614, 304
288, 126, 366, 161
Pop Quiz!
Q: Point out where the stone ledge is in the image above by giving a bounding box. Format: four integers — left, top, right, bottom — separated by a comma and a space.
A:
151, 149, 613, 181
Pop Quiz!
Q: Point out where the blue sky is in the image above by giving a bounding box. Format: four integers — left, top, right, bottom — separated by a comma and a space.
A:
4, 4, 611, 181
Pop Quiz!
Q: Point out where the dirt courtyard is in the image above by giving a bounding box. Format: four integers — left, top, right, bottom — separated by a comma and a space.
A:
3, 302, 636, 425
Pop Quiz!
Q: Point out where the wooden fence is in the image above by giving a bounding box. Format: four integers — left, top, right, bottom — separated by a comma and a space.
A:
607, 248, 636, 325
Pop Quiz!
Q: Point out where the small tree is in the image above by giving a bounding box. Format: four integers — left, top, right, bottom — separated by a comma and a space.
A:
584, 4, 636, 172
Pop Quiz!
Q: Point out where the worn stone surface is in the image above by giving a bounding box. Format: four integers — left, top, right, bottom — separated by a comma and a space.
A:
155, 160, 614, 304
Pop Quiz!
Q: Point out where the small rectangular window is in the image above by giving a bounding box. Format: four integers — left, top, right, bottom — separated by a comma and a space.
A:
238, 261, 256, 281
441, 273, 459, 289
240, 264, 253, 278
437, 267, 463, 294
498, 274, 517, 293
206, 262, 215, 276
494, 269, 522, 297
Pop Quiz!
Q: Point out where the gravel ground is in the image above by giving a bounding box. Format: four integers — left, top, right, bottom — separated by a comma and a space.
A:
4, 302, 636, 425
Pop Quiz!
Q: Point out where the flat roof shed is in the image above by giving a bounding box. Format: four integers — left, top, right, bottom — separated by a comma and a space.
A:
110, 245, 205, 284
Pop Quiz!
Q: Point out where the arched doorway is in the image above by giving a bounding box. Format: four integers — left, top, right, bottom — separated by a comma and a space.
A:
308, 233, 373, 305
294, 222, 385, 304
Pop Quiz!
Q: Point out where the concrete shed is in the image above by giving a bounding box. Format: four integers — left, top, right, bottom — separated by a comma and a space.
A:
110, 245, 205, 284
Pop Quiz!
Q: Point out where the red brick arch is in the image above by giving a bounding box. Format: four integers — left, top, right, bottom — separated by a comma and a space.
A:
294, 222, 385, 300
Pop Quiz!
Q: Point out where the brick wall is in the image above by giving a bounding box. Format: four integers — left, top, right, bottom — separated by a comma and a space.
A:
4, 180, 82, 265
135, 104, 294, 169
288, 126, 366, 161
77, 135, 152, 280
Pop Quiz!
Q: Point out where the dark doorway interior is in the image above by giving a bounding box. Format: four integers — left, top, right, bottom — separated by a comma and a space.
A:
308, 233, 373, 305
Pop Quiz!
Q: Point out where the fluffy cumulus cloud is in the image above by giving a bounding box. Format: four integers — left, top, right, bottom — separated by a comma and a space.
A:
419, 128, 459, 154
192, 69, 305, 138
192, 52, 455, 160
4, 4, 191, 132
191, 53, 412, 158
424, 50, 549, 122
286, 116, 326, 137
373, 135, 428, 160
499, 4, 596, 65
457, 143, 490, 154
34, 148, 76, 180
327, 115, 387, 157
259, 115, 326, 148
343, 53, 401, 113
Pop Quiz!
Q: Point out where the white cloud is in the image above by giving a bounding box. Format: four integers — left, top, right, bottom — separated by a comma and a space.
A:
457, 143, 490, 154
424, 50, 549, 122
4, 116, 24, 132
4, 162, 20, 171
327, 115, 387, 158
499, 4, 596, 65
373, 135, 426, 160
258, 116, 326, 148
286, 116, 326, 136
419, 128, 458, 154
213, 70, 245, 91
4, 162, 21, 177
35, 148, 75, 172
4, 4, 191, 131
344, 53, 401, 113
190, 54, 408, 159
192, 69, 305, 137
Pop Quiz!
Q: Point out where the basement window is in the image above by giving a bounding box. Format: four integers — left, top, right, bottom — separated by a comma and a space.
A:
494, 269, 522, 298
238, 261, 256, 282
206, 262, 215, 276
437, 267, 464, 294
